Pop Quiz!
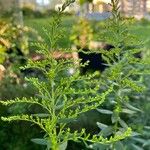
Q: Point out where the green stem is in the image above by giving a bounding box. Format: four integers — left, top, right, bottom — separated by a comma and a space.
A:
51, 132, 59, 150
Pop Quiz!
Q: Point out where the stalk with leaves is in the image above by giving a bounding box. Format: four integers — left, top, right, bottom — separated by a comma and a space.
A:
88, 0, 150, 149
0, 1, 139, 150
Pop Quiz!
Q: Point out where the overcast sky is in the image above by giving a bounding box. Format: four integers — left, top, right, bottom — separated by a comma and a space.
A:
36, 0, 50, 5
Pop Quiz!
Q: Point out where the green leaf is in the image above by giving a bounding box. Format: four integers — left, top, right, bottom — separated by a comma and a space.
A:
55, 103, 64, 110
114, 141, 125, 150
59, 141, 68, 150
132, 137, 145, 144
119, 119, 128, 128
131, 144, 143, 150
97, 109, 113, 115
99, 126, 113, 137
58, 118, 76, 124
31, 138, 48, 146
125, 103, 142, 113
144, 126, 150, 130
111, 112, 119, 123
143, 130, 150, 136
31, 114, 49, 118
122, 108, 136, 114
87, 143, 108, 150
143, 139, 150, 147
131, 132, 141, 137
97, 122, 108, 130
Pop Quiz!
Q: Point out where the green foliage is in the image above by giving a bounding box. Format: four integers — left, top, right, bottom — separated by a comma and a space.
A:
25, 16, 76, 49
0, 20, 40, 64
0, 68, 41, 150
0, 1, 135, 150
70, 18, 93, 48
0, 122, 43, 150
84, 0, 150, 149
1, 0, 150, 150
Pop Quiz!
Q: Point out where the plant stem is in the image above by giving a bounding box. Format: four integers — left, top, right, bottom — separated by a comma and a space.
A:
51, 134, 59, 150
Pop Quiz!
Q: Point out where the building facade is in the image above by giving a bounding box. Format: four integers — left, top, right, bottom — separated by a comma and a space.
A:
1, 0, 150, 18
120, 0, 147, 18
93, 0, 150, 18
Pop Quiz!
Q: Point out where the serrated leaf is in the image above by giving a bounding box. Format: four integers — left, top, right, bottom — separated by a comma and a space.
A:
97, 109, 113, 114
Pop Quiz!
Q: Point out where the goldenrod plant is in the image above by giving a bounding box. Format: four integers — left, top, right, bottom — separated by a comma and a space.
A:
84, 0, 150, 149
1, 0, 149, 150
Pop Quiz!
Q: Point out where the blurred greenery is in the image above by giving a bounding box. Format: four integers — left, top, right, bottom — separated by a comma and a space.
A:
130, 20, 150, 44
24, 16, 150, 49
25, 16, 77, 49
